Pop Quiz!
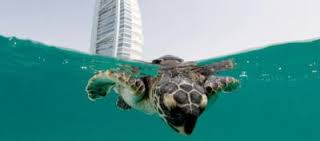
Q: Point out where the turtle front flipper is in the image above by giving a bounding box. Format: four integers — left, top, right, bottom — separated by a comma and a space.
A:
117, 96, 132, 110
204, 75, 240, 97
105, 70, 146, 96
86, 71, 116, 101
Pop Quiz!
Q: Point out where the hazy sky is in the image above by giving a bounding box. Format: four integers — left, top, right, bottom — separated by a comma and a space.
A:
1, 0, 320, 61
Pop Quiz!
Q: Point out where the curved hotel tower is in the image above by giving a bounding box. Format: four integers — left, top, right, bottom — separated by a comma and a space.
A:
90, 0, 144, 60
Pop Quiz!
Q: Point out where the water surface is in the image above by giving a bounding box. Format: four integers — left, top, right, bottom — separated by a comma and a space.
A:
0, 36, 319, 141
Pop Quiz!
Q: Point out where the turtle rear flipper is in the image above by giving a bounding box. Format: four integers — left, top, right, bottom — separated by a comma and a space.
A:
86, 71, 116, 101
195, 60, 235, 76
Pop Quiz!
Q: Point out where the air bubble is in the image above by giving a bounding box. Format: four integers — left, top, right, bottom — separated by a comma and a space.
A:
239, 71, 248, 78
309, 62, 317, 67
81, 66, 88, 70
38, 56, 46, 62
62, 59, 69, 64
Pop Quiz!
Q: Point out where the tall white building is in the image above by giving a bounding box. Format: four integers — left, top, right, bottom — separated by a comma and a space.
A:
90, 0, 144, 60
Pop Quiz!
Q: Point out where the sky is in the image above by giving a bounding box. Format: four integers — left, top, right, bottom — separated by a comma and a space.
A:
1, 0, 320, 61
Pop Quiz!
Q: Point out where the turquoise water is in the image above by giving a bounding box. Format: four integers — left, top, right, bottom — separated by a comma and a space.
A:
0, 35, 319, 141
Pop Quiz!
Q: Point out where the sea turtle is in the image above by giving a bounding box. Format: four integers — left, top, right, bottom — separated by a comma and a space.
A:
86, 55, 240, 135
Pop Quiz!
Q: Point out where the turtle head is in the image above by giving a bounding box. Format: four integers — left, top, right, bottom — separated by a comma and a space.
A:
156, 77, 208, 135
152, 55, 184, 66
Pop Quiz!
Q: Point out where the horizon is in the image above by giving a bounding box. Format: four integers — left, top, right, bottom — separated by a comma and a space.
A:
1, 0, 320, 61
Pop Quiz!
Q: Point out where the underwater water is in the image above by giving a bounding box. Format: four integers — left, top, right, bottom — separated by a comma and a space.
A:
0, 35, 319, 141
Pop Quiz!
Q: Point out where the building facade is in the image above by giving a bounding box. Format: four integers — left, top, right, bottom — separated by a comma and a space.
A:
90, 0, 144, 60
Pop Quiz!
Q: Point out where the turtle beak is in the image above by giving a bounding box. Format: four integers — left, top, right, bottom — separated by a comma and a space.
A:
164, 106, 202, 135
183, 114, 198, 135
173, 114, 198, 135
